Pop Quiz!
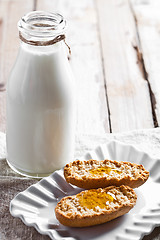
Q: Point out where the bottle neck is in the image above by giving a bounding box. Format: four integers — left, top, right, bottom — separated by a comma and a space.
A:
20, 40, 63, 54
18, 11, 66, 49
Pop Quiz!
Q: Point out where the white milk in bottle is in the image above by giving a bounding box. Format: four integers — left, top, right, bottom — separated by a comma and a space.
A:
6, 11, 76, 178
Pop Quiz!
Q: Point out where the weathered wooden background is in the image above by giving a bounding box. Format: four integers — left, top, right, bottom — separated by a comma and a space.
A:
0, 0, 159, 134
1, 1, 160, 240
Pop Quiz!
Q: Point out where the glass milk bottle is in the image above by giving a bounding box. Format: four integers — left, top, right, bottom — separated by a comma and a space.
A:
6, 11, 76, 178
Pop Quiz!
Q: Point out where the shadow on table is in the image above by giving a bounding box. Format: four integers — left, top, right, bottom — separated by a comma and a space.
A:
142, 226, 160, 240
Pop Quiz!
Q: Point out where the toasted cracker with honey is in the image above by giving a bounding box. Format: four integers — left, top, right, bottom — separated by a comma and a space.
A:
64, 159, 149, 189
55, 185, 137, 227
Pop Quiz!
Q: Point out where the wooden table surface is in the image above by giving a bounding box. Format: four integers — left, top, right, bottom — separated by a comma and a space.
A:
0, 0, 160, 239
1, 0, 160, 134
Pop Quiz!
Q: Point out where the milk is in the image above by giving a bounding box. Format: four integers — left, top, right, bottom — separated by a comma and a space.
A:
6, 41, 76, 177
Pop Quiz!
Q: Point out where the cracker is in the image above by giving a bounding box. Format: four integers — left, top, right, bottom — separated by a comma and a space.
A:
64, 159, 149, 189
55, 185, 137, 227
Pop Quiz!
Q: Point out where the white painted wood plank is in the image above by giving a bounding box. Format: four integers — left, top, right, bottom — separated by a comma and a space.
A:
131, 0, 160, 126
37, 0, 110, 134
36, 0, 97, 45
96, 0, 154, 132
70, 44, 110, 135
0, 0, 34, 132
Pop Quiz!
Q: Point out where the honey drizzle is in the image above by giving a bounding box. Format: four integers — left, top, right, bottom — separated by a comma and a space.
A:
77, 190, 114, 210
89, 166, 121, 176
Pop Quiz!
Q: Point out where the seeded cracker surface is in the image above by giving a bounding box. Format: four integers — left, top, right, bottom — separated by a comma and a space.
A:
55, 185, 137, 227
64, 159, 149, 189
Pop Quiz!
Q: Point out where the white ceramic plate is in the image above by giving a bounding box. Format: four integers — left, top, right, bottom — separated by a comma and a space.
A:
10, 141, 160, 240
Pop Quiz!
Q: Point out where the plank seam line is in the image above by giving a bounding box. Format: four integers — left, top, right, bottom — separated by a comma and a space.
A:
129, 0, 158, 128
33, 0, 37, 11
94, 0, 112, 133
